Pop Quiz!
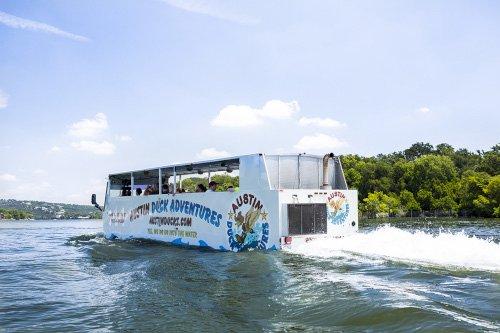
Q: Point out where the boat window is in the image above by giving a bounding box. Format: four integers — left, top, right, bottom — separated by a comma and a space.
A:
265, 155, 347, 190
159, 167, 174, 194
109, 173, 131, 197
108, 157, 241, 196
132, 169, 161, 196
177, 170, 210, 193
299, 156, 322, 188
172, 159, 240, 193
208, 170, 239, 192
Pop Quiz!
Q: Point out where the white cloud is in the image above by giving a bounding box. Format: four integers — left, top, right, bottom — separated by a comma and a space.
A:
211, 104, 262, 127
259, 100, 299, 119
294, 133, 348, 152
161, 0, 258, 25
68, 113, 108, 138
0, 173, 17, 182
116, 135, 132, 142
211, 100, 299, 128
49, 146, 61, 153
0, 90, 8, 109
71, 140, 116, 155
197, 147, 230, 159
298, 116, 346, 128
419, 107, 430, 113
0, 11, 90, 42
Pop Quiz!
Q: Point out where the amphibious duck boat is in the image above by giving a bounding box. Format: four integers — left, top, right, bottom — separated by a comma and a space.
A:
92, 153, 358, 252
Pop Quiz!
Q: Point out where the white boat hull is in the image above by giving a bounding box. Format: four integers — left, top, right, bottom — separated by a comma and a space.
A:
103, 189, 358, 251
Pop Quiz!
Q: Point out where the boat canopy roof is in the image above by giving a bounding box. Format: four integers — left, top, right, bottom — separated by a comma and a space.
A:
108, 153, 347, 191
108, 155, 246, 181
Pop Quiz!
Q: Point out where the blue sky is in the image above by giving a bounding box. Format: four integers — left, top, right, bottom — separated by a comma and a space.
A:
0, 0, 499, 203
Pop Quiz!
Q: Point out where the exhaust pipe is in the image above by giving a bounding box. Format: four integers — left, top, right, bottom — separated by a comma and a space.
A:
321, 153, 334, 190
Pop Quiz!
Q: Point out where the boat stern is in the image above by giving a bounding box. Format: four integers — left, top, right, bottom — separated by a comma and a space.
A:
278, 189, 358, 248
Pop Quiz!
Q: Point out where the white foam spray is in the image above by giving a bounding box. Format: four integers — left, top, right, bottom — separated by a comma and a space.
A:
285, 225, 500, 272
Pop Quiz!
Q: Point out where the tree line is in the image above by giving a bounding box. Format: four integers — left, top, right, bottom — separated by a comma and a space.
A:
0, 208, 33, 220
178, 175, 240, 192
340, 142, 500, 218
0, 199, 102, 220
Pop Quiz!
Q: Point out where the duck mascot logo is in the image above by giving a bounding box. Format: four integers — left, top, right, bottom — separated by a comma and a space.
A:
227, 193, 269, 251
327, 191, 350, 225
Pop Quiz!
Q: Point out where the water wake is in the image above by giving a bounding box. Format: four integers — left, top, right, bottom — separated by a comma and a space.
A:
285, 225, 500, 272
65, 233, 107, 246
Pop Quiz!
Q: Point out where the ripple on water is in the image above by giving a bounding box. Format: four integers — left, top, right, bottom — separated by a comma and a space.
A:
0, 219, 499, 332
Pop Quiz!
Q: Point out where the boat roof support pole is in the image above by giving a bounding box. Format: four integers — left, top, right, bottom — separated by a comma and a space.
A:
158, 168, 162, 194
131, 172, 135, 196
277, 156, 280, 189
317, 159, 321, 189
173, 167, 176, 194
297, 154, 301, 189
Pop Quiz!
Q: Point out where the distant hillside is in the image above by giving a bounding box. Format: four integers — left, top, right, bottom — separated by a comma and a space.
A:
0, 199, 102, 220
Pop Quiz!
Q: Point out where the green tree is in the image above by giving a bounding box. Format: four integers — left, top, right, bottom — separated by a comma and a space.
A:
386, 193, 401, 215
339, 142, 498, 217
452, 148, 481, 174
391, 159, 412, 193
178, 174, 239, 192
362, 192, 388, 217
477, 144, 500, 175
417, 189, 434, 211
484, 175, 500, 217
212, 174, 239, 190
404, 142, 434, 160
435, 143, 455, 156
344, 168, 362, 190
433, 195, 459, 213
472, 195, 492, 217
0, 208, 33, 220
458, 170, 491, 214
362, 191, 400, 217
407, 155, 457, 193
399, 190, 421, 212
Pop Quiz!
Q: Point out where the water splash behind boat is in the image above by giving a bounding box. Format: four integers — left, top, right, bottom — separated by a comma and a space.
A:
285, 224, 500, 272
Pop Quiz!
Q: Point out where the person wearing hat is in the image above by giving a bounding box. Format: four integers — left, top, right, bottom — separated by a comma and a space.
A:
208, 181, 218, 192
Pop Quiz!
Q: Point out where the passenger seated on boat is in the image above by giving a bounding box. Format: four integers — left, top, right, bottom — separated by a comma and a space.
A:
226, 185, 234, 192
144, 185, 153, 196
151, 185, 159, 195
196, 184, 207, 192
136, 188, 142, 196
121, 180, 131, 196
208, 181, 218, 192
162, 184, 169, 194
121, 187, 131, 196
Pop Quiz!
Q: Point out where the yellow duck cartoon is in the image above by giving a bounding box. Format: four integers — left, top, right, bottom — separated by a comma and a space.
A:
328, 197, 345, 216
234, 207, 262, 243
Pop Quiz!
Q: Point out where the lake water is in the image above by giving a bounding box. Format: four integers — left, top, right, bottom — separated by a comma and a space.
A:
0, 219, 499, 332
